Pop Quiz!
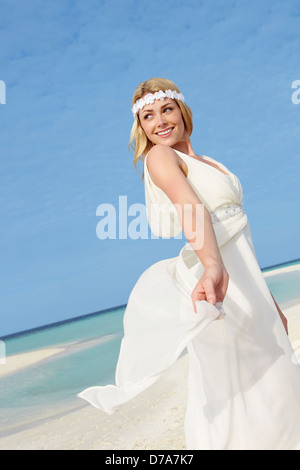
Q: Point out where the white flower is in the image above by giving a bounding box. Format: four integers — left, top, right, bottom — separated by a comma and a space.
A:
132, 89, 185, 116
154, 90, 166, 101
164, 89, 173, 99
144, 93, 155, 105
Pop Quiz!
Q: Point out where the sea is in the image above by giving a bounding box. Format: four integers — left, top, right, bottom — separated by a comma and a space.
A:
0, 259, 299, 436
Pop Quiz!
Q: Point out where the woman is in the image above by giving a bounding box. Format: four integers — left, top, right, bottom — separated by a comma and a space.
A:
78, 78, 300, 450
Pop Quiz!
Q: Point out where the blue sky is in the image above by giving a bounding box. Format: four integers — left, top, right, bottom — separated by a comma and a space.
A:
0, 0, 299, 336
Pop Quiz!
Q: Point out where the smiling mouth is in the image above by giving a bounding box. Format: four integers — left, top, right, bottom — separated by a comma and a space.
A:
156, 127, 174, 137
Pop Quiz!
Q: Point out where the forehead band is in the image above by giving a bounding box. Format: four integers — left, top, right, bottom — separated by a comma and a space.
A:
132, 89, 185, 116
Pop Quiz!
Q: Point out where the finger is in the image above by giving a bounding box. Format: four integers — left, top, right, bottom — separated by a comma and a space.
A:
217, 283, 229, 303
192, 290, 205, 313
203, 278, 217, 305
192, 291, 206, 312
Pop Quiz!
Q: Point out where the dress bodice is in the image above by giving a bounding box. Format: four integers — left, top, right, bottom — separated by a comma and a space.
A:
143, 149, 248, 247
174, 150, 244, 211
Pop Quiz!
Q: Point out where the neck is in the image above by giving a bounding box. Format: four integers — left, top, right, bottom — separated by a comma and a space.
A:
171, 134, 197, 157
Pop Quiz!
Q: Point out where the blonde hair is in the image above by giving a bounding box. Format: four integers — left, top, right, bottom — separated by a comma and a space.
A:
128, 78, 193, 180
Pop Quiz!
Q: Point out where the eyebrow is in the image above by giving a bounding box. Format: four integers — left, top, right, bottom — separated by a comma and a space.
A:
141, 101, 174, 114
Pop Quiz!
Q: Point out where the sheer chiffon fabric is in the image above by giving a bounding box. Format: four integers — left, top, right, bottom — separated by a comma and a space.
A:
78, 150, 300, 450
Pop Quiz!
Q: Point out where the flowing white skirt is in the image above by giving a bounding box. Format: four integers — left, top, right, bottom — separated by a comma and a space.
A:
78, 223, 300, 450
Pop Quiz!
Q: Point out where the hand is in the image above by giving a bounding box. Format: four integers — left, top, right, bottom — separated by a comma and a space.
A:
191, 263, 229, 313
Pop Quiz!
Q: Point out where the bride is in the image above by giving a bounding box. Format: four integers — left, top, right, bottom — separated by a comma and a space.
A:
79, 78, 300, 450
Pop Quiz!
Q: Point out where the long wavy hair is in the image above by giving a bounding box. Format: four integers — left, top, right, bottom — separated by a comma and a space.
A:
128, 78, 193, 180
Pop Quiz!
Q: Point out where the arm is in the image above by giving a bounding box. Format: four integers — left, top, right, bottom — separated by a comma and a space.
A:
147, 145, 229, 312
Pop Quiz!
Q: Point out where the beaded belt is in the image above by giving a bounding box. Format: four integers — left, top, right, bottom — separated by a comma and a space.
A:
210, 203, 244, 224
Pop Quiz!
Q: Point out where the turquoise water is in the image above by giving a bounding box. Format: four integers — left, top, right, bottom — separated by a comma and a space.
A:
265, 270, 300, 305
262, 258, 300, 305
0, 261, 299, 434
0, 307, 125, 433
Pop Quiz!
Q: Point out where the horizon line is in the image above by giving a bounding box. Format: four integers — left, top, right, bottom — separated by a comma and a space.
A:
0, 303, 127, 341
1, 257, 299, 340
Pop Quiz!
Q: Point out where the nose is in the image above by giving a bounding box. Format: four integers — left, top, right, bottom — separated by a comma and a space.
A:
156, 112, 168, 128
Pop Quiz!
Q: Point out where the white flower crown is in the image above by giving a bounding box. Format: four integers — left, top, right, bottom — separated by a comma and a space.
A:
132, 89, 185, 116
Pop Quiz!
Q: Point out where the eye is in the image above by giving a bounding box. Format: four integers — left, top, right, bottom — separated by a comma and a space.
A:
143, 113, 152, 120
163, 106, 173, 113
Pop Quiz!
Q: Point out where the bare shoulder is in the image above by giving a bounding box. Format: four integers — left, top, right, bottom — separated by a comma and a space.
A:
147, 145, 179, 167
146, 145, 187, 187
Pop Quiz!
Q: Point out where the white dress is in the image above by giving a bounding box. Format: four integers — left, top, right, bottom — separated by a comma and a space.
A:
78, 150, 300, 450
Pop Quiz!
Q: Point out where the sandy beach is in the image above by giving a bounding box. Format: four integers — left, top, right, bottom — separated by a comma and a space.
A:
0, 348, 66, 379
0, 336, 113, 379
0, 266, 299, 450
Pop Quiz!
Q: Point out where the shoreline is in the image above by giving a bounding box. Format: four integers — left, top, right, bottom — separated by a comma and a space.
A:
0, 347, 65, 379
263, 263, 300, 277
0, 336, 115, 379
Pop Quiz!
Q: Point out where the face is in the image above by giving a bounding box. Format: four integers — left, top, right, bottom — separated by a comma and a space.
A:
139, 97, 188, 147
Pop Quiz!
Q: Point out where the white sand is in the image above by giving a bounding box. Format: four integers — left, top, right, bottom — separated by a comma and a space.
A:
0, 264, 299, 450
0, 348, 65, 378
0, 336, 113, 379
263, 263, 300, 277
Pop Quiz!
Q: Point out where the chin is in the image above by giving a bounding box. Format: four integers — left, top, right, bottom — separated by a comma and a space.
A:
154, 137, 178, 147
